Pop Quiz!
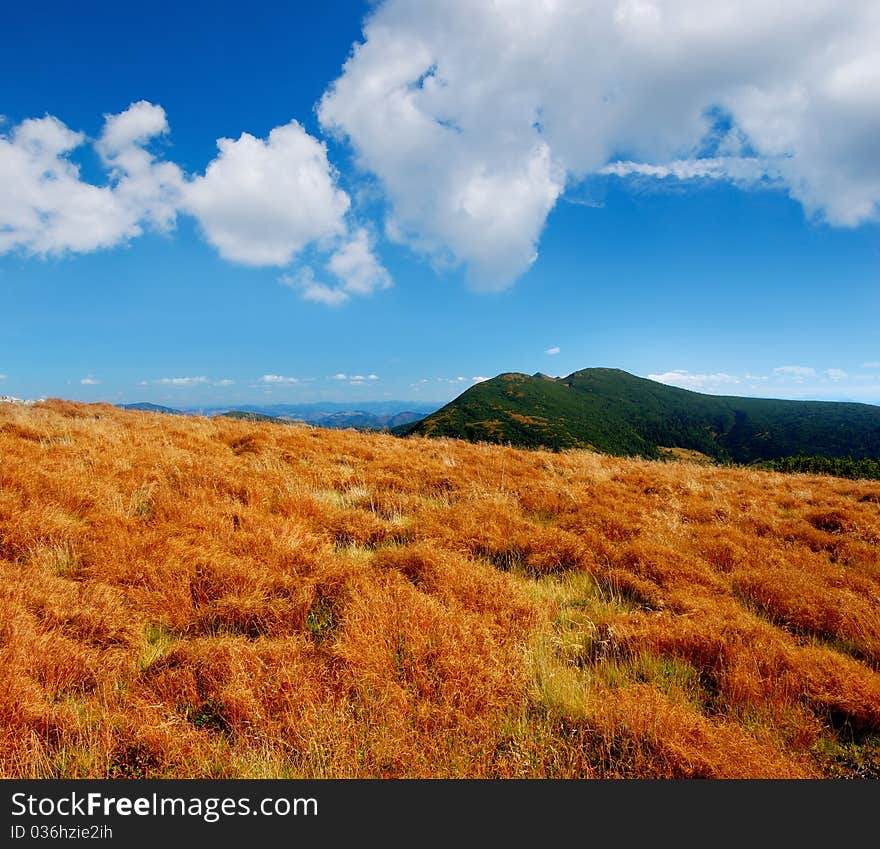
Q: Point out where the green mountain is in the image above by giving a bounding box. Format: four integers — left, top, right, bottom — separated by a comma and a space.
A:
395, 368, 880, 463
312, 410, 425, 430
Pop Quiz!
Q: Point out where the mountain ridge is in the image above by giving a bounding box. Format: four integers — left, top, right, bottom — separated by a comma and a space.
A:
116, 402, 437, 431
396, 367, 880, 462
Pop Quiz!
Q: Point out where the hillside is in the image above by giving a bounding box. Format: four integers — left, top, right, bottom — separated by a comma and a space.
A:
397, 368, 880, 462
311, 410, 425, 430
1, 400, 878, 779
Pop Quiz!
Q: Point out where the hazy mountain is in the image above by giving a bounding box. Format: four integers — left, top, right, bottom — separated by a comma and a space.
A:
118, 402, 182, 415
217, 410, 300, 424
188, 401, 439, 420
118, 401, 438, 431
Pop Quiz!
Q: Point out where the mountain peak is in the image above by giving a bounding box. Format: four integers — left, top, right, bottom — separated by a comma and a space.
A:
399, 366, 880, 461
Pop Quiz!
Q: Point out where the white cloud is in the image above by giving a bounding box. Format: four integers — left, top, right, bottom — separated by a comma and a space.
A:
327, 228, 392, 296
321, 0, 880, 288
329, 371, 379, 382
259, 375, 300, 384
0, 103, 182, 256
280, 268, 351, 306
648, 370, 741, 390
96, 101, 183, 234
215, 379, 235, 387
279, 229, 392, 306
545, 346, 560, 356
600, 156, 778, 185
472, 375, 489, 382
773, 365, 817, 379
79, 376, 100, 385
1, 105, 390, 304
646, 365, 880, 403
184, 120, 349, 266
150, 376, 209, 386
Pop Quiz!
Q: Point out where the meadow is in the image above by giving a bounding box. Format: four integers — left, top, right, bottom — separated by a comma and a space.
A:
1, 400, 878, 778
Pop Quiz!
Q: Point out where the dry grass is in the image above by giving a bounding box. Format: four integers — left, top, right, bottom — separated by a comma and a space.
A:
1, 399, 878, 778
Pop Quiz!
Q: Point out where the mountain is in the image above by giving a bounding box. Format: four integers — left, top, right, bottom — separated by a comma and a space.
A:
189, 401, 439, 421
218, 410, 302, 424
384, 411, 426, 429
219, 409, 426, 430
117, 402, 437, 431
119, 402, 181, 415
309, 410, 426, 430
396, 368, 880, 462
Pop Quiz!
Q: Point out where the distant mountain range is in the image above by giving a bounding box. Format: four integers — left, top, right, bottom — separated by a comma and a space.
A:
216, 408, 427, 430
118, 401, 437, 432
119, 402, 182, 414
195, 401, 439, 419
395, 368, 880, 463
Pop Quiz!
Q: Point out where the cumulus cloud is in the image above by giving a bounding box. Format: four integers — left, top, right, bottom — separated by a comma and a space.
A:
2, 105, 389, 304
0, 102, 182, 256
79, 376, 100, 385
214, 379, 235, 387
648, 370, 741, 390
648, 365, 880, 401
148, 376, 209, 386
329, 372, 379, 383
773, 366, 817, 379
320, 0, 880, 287
545, 346, 561, 356
280, 268, 351, 306
327, 228, 392, 295
259, 375, 301, 384
96, 101, 183, 233
183, 121, 350, 266
279, 229, 391, 306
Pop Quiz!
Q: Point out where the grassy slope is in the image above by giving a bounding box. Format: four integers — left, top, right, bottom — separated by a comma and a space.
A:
1, 400, 879, 778
400, 368, 880, 462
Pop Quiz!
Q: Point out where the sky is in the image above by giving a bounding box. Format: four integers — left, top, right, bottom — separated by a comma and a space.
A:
1, 0, 879, 408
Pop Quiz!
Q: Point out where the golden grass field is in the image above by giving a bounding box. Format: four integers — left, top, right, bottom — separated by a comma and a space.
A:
1, 400, 879, 778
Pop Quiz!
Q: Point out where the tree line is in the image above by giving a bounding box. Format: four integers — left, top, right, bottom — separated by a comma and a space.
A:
754, 454, 880, 481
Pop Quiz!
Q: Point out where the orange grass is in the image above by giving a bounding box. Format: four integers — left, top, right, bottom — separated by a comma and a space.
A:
1, 400, 878, 778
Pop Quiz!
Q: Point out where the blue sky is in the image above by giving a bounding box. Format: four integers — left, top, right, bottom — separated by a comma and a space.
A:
2, 0, 879, 408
